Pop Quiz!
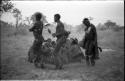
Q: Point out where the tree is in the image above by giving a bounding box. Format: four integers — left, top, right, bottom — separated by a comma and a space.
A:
0, 0, 14, 16
97, 23, 107, 30
24, 17, 32, 26
12, 8, 22, 28
104, 20, 116, 29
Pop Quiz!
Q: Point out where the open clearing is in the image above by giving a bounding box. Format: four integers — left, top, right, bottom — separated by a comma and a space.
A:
1, 25, 124, 81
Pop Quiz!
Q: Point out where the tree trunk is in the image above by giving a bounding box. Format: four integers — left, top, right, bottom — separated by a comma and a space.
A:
16, 17, 18, 29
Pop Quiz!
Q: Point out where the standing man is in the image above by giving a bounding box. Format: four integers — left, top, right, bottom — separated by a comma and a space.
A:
82, 18, 99, 66
29, 12, 44, 63
52, 14, 68, 69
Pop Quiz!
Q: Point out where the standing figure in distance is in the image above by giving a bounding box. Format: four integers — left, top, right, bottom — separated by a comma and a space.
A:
82, 18, 99, 66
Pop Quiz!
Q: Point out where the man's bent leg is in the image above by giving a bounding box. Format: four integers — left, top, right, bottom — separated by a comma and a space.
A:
33, 39, 43, 66
55, 55, 63, 69
54, 37, 67, 69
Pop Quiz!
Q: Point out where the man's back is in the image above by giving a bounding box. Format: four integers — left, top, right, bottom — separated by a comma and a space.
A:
30, 21, 43, 40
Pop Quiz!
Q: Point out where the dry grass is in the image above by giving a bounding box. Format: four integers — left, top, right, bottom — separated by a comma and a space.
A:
0, 21, 124, 80
97, 29, 124, 50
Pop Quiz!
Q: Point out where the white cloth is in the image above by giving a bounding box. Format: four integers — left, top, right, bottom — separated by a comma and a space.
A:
80, 47, 86, 57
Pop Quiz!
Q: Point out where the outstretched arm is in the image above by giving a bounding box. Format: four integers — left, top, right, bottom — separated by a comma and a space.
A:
29, 22, 38, 32
29, 26, 35, 32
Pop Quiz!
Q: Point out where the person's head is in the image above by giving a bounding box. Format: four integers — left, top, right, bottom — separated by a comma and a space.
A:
34, 12, 42, 21
52, 41, 56, 48
54, 14, 61, 22
82, 18, 90, 27
47, 38, 52, 43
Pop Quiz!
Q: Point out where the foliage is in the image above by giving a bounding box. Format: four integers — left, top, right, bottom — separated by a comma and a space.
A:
0, 20, 29, 37
0, 0, 14, 13
12, 8, 22, 28
104, 20, 116, 28
24, 17, 32, 25
97, 23, 107, 30
0, 1, 23, 28
97, 20, 124, 31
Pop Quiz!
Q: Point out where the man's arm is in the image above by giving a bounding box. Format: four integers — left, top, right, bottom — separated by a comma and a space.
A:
90, 24, 97, 44
29, 25, 35, 32
29, 22, 43, 32
29, 22, 38, 32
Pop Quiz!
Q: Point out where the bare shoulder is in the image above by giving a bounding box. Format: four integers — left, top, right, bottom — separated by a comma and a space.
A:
57, 21, 64, 27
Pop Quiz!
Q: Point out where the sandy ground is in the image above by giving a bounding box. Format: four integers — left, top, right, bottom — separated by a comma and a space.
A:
1, 31, 124, 81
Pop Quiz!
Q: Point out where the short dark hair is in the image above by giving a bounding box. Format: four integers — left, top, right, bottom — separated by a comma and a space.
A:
83, 18, 89, 23
54, 14, 61, 20
35, 12, 42, 21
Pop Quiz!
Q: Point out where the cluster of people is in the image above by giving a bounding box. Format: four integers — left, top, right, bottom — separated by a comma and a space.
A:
29, 12, 100, 69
